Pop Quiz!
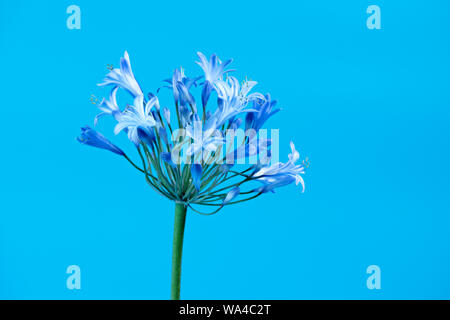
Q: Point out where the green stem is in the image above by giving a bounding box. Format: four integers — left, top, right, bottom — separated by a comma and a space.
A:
171, 203, 187, 300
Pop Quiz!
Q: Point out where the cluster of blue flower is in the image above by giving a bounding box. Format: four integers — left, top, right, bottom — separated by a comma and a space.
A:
78, 51, 305, 213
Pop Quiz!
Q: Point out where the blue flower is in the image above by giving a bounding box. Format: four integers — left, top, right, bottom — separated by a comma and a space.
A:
137, 126, 156, 149
191, 164, 203, 191
114, 95, 157, 145
174, 69, 200, 104
196, 52, 233, 84
160, 67, 200, 105
210, 76, 264, 127
98, 51, 143, 98
77, 126, 125, 156
151, 108, 162, 125
147, 92, 160, 111
159, 127, 169, 145
163, 107, 171, 124
161, 152, 177, 168
245, 94, 281, 131
178, 105, 193, 128
196, 52, 233, 107
176, 81, 196, 111
94, 87, 121, 125
222, 187, 240, 205
253, 142, 305, 193
201, 81, 214, 108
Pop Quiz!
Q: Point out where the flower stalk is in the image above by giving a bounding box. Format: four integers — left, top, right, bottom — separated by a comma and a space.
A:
171, 203, 187, 300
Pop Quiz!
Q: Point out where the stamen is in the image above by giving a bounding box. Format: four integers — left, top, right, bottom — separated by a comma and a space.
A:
302, 157, 310, 168
89, 94, 99, 105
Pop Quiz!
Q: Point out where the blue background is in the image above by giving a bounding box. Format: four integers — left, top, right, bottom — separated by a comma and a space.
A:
1, 0, 449, 299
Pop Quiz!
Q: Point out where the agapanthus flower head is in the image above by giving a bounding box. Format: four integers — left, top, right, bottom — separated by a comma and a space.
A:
80, 51, 308, 301
79, 51, 306, 214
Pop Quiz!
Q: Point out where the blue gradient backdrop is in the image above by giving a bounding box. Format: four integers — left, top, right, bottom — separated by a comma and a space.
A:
1, 0, 449, 299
